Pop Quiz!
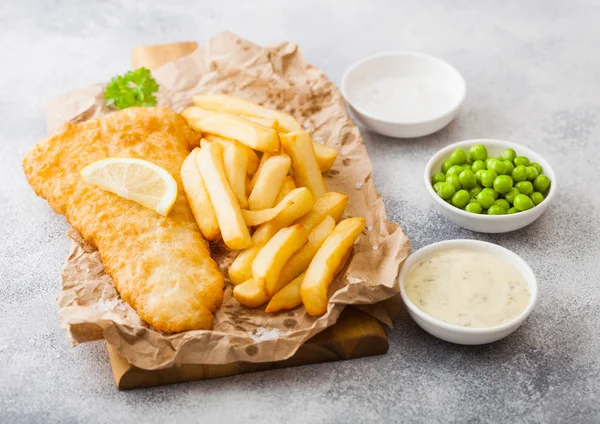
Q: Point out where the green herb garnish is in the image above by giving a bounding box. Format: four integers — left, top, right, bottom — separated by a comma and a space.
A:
104, 67, 159, 109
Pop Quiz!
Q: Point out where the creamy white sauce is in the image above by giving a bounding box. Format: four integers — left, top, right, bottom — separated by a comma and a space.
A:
404, 249, 530, 328
351, 76, 456, 122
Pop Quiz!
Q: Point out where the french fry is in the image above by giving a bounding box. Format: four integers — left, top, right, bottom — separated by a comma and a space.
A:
237, 215, 335, 307
275, 175, 297, 204
248, 154, 291, 210
265, 246, 352, 313
275, 215, 335, 287
233, 278, 269, 308
182, 106, 280, 153
313, 142, 338, 173
228, 188, 314, 285
248, 153, 272, 192
180, 148, 220, 241
301, 217, 366, 315
196, 142, 252, 250
192, 93, 302, 133
294, 192, 348, 231
223, 142, 249, 208
264, 272, 305, 313
244, 115, 279, 129
253, 224, 308, 296
204, 134, 260, 175
242, 187, 307, 227
281, 131, 328, 198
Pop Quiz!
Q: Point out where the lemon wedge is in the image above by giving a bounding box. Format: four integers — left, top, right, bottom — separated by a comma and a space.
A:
81, 158, 178, 216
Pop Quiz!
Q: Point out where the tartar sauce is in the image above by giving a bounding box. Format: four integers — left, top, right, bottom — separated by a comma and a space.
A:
404, 249, 530, 328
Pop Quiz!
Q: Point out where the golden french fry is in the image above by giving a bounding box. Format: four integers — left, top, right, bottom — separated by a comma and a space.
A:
301, 217, 366, 315
313, 142, 338, 173
248, 154, 291, 210
180, 148, 220, 241
192, 94, 302, 133
244, 115, 279, 129
228, 187, 314, 285
248, 153, 271, 192
281, 131, 328, 198
204, 134, 260, 175
241, 187, 307, 227
236, 215, 335, 306
275, 215, 335, 288
253, 224, 308, 296
265, 272, 305, 313
182, 106, 280, 153
294, 192, 348, 232
223, 142, 249, 209
275, 175, 297, 204
196, 142, 252, 250
233, 278, 269, 308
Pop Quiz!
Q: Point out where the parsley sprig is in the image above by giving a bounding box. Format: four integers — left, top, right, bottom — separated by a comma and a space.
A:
104, 67, 159, 110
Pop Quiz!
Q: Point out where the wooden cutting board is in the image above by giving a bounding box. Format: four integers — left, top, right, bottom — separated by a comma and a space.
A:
108, 307, 388, 389
105, 43, 389, 390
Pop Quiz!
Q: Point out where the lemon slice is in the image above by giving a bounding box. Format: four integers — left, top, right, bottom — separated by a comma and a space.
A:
81, 158, 178, 216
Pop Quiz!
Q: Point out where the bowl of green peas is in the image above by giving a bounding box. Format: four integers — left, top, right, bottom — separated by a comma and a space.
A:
425, 139, 555, 233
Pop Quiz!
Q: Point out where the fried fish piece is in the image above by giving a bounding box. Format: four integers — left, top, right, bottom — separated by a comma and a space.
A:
23, 107, 224, 333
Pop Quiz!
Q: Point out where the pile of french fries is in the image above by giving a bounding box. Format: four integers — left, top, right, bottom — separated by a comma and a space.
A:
180, 94, 365, 316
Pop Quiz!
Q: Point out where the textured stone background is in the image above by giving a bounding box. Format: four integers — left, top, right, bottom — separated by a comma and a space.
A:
1, 0, 599, 423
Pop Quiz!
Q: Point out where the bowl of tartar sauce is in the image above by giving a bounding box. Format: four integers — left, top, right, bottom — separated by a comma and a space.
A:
341, 51, 466, 138
398, 239, 538, 345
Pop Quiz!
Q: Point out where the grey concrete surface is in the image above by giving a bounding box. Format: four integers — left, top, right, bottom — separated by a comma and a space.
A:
1, 0, 599, 423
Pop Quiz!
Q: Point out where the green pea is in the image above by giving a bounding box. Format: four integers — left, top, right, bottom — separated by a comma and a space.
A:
514, 194, 534, 211
526, 166, 539, 181
462, 163, 472, 171
514, 156, 530, 167
433, 182, 445, 193
442, 160, 453, 173
476, 190, 495, 209
494, 199, 511, 210
450, 149, 468, 166
447, 165, 464, 177
446, 175, 462, 190
533, 174, 551, 193
507, 207, 519, 214
436, 182, 456, 200
481, 187, 499, 199
469, 184, 483, 198
475, 169, 486, 184
458, 170, 477, 189
452, 190, 471, 208
469, 144, 488, 161
487, 205, 507, 215
465, 202, 483, 214
493, 175, 513, 194
500, 148, 516, 162
471, 160, 486, 173
503, 160, 515, 175
512, 165, 528, 182
480, 170, 497, 188
530, 192, 544, 205
431, 172, 446, 184
485, 157, 496, 169
504, 187, 520, 204
488, 158, 508, 175
530, 162, 542, 174
515, 181, 534, 195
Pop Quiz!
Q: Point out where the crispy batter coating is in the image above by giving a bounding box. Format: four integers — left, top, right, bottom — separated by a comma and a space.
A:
23, 107, 224, 333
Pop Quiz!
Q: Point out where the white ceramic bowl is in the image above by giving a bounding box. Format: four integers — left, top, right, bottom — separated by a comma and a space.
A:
399, 239, 538, 345
341, 51, 466, 138
425, 139, 557, 233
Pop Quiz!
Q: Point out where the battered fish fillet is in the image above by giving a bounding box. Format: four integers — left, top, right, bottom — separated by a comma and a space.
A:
23, 107, 224, 333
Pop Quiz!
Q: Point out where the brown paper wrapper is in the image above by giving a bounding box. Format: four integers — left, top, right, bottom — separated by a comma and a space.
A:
51, 32, 410, 370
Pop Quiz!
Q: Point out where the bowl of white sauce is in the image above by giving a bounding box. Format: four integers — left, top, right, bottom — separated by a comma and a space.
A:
341, 51, 466, 138
398, 239, 538, 345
